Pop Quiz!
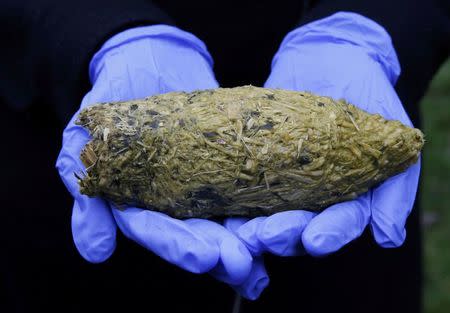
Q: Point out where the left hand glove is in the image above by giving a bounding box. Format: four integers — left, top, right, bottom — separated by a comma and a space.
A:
233, 12, 421, 257
55, 25, 268, 298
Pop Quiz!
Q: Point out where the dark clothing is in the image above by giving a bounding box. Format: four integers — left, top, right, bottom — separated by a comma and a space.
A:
0, 1, 449, 312
2, 0, 449, 123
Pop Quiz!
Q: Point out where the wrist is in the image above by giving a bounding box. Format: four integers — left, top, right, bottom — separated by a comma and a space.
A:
89, 25, 214, 84
273, 12, 401, 85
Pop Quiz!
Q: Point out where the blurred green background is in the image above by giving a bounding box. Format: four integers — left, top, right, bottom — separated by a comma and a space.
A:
421, 58, 450, 313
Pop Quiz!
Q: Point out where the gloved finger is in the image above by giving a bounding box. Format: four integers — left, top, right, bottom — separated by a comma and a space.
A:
71, 198, 116, 263
232, 217, 267, 256
232, 211, 315, 257
255, 210, 316, 256
231, 257, 269, 301
57, 126, 117, 264
112, 208, 220, 274
302, 193, 372, 257
185, 218, 252, 285
223, 218, 270, 300
223, 217, 250, 233
370, 160, 421, 247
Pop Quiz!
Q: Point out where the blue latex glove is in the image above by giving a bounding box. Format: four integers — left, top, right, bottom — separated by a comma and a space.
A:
55, 25, 268, 298
235, 12, 421, 257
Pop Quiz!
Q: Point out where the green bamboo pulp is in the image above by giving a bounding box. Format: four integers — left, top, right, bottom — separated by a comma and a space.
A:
77, 86, 424, 218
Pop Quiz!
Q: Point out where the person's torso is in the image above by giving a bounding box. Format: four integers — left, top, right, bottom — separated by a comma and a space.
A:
154, 0, 306, 86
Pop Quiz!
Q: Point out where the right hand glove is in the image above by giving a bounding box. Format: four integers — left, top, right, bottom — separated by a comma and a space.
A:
233, 12, 421, 258
55, 25, 268, 299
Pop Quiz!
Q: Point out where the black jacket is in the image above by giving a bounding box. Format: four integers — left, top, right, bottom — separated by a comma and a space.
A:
1, 1, 449, 313
2, 0, 449, 123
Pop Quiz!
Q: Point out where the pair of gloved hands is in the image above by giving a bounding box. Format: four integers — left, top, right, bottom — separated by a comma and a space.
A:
56, 12, 421, 300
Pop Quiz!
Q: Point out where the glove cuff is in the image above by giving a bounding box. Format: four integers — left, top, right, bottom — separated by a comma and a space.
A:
89, 25, 214, 84
274, 12, 401, 85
